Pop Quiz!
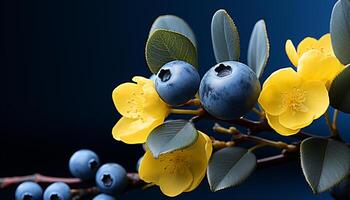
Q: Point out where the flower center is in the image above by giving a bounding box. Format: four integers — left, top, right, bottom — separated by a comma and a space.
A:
281, 87, 308, 113
160, 151, 190, 175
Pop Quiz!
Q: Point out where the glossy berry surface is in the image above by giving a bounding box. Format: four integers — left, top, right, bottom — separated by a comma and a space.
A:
155, 60, 200, 105
199, 61, 261, 120
69, 149, 100, 180
331, 177, 350, 200
95, 163, 128, 195
93, 194, 117, 200
43, 182, 71, 200
15, 182, 43, 200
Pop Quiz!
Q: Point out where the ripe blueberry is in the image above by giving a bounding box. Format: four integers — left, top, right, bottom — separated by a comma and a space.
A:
69, 149, 100, 180
93, 194, 116, 200
199, 61, 261, 120
95, 163, 128, 195
155, 60, 200, 105
43, 182, 71, 200
15, 182, 43, 200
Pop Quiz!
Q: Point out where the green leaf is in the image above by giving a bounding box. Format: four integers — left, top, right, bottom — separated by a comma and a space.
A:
211, 9, 240, 63
149, 15, 197, 47
207, 147, 256, 192
146, 120, 198, 158
329, 65, 350, 113
330, 0, 350, 65
300, 137, 350, 193
247, 20, 270, 78
146, 29, 198, 74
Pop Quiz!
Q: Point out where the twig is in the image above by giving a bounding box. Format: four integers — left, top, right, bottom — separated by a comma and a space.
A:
213, 123, 297, 152
71, 187, 99, 200
0, 173, 143, 190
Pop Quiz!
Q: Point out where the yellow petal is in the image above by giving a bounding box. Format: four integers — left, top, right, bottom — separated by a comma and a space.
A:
298, 50, 344, 89
139, 150, 163, 183
266, 113, 300, 136
159, 166, 193, 197
258, 84, 285, 116
278, 108, 314, 130
285, 40, 299, 67
112, 83, 144, 119
263, 68, 301, 90
184, 132, 212, 192
297, 37, 318, 56
112, 116, 164, 144
132, 76, 153, 86
301, 81, 329, 119
318, 33, 334, 57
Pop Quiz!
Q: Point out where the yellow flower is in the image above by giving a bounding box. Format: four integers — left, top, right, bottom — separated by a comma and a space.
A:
139, 132, 212, 197
258, 68, 329, 136
112, 76, 169, 144
297, 50, 344, 89
285, 33, 335, 67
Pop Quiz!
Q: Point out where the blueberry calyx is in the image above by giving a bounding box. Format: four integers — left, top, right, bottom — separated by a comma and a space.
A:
158, 69, 171, 82
215, 64, 232, 77
102, 174, 113, 187
89, 159, 98, 170
23, 193, 33, 200
50, 193, 62, 200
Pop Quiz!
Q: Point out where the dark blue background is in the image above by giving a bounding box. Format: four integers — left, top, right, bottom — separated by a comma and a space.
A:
1, 0, 349, 199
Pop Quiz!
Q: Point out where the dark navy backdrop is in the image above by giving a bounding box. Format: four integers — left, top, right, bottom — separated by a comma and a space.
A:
1, 0, 349, 199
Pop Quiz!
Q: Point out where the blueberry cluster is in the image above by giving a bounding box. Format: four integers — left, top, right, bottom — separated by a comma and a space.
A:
154, 60, 260, 120
15, 149, 128, 200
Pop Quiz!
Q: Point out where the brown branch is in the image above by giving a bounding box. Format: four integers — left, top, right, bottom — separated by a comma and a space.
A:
0, 173, 144, 190
71, 187, 99, 200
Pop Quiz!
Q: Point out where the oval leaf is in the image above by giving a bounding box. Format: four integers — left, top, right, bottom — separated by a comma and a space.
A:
211, 9, 240, 63
329, 65, 350, 113
207, 147, 256, 192
330, 0, 350, 65
146, 29, 198, 74
301, 137, 350, 193
149, 15, 197, 47
247, 20, 270, 78
146, 120, 198, 158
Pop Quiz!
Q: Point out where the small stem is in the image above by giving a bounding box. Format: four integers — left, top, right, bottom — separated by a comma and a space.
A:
71, 187, 99, 200
252, 107, 263, 118
324, 110, 339, 137
169, 108, 201, 115
182, 99, 201, 106
332, 109, 339, 130
211, 137, 235, 149
249, 143, 267, 152
213, 124, 297, 152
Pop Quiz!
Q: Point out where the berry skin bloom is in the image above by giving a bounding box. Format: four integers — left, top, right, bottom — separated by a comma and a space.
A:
112, 76, 169, 144
139, 132, 212, 197
285, 33, 336, 67
258, 68, 329, 136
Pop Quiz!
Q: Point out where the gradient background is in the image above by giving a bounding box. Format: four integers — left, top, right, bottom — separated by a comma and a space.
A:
1, 0, 349, 199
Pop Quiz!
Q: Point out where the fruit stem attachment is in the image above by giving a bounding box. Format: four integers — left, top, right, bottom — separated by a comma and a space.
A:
169, 108, 202, 115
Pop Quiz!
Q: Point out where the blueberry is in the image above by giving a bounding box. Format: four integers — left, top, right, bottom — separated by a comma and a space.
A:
136, 156, 143, 172
149, 74, 157, 82
95, 163, 128, 195
331, 177, 350, 200
155, 60, 200, 105
43, 182, 71, 200
199, 61, 261, 120
93, 194, 116, 200
15, 182, 43, 200
69, 149, 100, 180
